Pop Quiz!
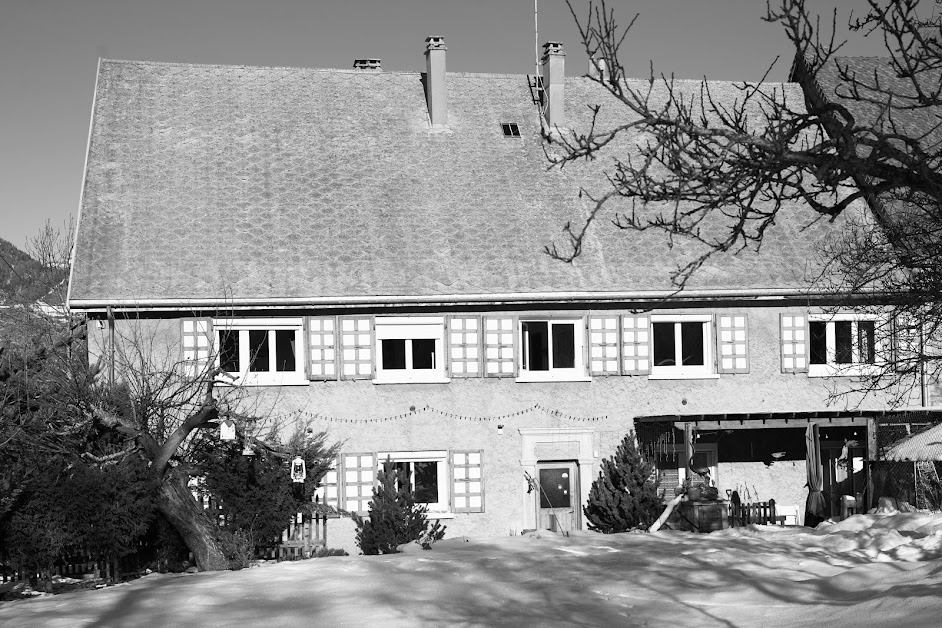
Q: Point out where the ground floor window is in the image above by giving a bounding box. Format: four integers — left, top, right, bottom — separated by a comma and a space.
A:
381, 451, 448, 512
335, 450, 484, 516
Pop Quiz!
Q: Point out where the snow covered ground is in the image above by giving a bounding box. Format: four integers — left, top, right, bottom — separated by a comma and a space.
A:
3, 513, 942, 627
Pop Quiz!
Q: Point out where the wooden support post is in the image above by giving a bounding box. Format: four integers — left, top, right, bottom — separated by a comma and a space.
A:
683, 422, 695, 482
866, 417, 878, 461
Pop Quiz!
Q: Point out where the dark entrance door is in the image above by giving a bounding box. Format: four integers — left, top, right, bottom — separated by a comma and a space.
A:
536, 462, 580, 532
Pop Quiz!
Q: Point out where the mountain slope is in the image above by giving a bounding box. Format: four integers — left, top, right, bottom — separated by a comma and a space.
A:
0, 237, 55, 304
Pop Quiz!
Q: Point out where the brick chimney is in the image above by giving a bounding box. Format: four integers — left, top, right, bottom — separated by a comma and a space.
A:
425, 36, 447, 128
353, 59, 382, 71
542, 42, 565, 130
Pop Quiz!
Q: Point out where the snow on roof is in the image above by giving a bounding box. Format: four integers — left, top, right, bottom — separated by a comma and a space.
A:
884, 422, 942, 462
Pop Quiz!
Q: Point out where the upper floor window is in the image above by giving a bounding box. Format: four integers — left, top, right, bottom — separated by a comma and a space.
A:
518, 318, 589, 382
374, 317, 448, 384
650, 314, 716, 379
808, 314, 879, 377
214, 317, 306, 385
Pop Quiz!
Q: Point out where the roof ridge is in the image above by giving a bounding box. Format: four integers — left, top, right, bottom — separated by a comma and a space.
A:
99, 58, 422, 75
98, 59, 798, 86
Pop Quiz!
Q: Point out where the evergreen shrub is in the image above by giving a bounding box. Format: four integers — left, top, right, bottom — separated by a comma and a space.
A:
583, 431, 662, 533
353, 460, 446, 554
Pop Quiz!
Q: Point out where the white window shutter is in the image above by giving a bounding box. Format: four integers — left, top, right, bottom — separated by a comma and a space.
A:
484, 316, 516, 377
314, 457, 341, 510
621, 314, 651, 375
339, 316, 373, 380
716, 314, 749, 374
342, 453, 376, 515
308, 316, 338, 380
181, 318, 213, 377
452, 450, 484, 513
589, 315, 620, 375
448, 316, 482, 378
781, 314, 809, 373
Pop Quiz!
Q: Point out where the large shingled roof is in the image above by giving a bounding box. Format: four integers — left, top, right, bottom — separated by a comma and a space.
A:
69, 57, 867, 309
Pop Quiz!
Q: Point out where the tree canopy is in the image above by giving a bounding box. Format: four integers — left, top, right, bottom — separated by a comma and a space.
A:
551, 0, 942, 400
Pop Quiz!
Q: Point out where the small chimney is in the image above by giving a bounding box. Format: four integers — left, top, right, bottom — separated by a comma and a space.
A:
587, 56, 607, 82
425, 36, 447, 128
353, 59, 382, 71
542, 42, 565, 130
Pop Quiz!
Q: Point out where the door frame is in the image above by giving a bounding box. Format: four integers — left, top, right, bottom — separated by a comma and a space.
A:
518, 427, 597, 532
534, 460, 581, 532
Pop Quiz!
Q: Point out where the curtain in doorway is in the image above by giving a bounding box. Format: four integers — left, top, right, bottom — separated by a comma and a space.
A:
804, 423, 827, 527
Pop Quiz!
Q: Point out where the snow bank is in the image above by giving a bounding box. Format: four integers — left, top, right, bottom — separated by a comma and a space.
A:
2, 514, 942, 627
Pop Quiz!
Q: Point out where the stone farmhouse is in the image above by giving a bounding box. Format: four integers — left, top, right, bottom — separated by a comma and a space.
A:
67, 38, 936, 549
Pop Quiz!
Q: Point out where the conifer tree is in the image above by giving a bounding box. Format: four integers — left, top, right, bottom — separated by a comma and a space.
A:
353, 460, 445, 555
584, 431, 661, 533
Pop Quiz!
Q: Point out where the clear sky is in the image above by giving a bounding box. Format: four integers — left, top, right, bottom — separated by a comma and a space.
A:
0, 0, 894, 251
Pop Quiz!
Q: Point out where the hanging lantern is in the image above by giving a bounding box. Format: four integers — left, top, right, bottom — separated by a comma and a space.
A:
290, 456, 307, 483
219, 418, 236, 442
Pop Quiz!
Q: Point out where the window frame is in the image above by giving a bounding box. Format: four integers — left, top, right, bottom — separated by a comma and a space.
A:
516, 317, 590, 383
649, 314, 718, 380
373, 316, 449, 384
807, 313, 882, 377
212, 317, 306, 386
380, 450, 453, 518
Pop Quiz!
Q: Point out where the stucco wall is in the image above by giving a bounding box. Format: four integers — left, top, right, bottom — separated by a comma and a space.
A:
718, 460, 808, 524
87, 305, 897, 551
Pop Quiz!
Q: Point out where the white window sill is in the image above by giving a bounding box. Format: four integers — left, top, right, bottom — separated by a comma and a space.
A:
516, 372, 592, 383
808, 364, 880, 378
425, 511, 455, 520
220, 373, 309, 387
648, 371, 719, 380
372, 375, 451, 385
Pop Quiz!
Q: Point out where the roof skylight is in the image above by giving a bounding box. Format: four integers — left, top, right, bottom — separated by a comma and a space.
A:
501, 123, 521, 137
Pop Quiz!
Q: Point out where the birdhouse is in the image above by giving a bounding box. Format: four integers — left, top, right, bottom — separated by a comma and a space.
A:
290, 456, 307, 483
219, 419, 236, 441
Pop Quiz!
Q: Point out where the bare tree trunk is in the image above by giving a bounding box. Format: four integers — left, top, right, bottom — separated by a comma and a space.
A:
157, 470, 229, 571
648, 493, 684, 533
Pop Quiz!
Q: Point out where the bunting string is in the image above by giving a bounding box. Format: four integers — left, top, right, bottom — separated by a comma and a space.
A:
271, 403, 609, 425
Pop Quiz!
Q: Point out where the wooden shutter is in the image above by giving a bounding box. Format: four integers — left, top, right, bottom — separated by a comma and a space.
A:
621, 314, 651, 375
314, 457, 341, 510
339, 316, 373, 380
780, 314, 809, 373
308, 316, 338, 380
342, 453, 376, 515
892, 313, 920, 372
589, 315, 620, 375
717, 314, 749, 374
452, 450, 484, 513
484, 316, 516, 377
448, 316, 482, 377
181, 318, 213, 377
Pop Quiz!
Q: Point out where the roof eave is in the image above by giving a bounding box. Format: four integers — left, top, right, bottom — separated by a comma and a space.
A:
66, 286, 895, 314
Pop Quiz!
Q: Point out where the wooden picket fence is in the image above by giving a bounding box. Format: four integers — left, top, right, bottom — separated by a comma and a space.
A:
257, 512, 333, 560
728, 498, 786, 527
1, 503, 344, 585
1, 553, 123, 584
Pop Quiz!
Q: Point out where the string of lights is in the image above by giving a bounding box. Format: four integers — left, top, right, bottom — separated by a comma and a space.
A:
272, 403, 610, 425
